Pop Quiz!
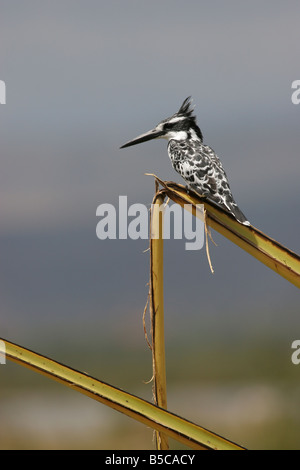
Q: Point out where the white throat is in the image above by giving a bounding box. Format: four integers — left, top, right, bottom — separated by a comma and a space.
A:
165, 130, 188, 141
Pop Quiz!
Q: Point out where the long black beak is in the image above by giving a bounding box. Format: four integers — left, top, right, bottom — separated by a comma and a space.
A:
120, 127, 164, 149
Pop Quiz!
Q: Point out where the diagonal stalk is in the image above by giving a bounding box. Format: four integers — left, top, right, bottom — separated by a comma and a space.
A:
146, 174, 300, 289
1, 338, 245, 450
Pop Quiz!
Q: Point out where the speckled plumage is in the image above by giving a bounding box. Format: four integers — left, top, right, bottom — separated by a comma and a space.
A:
168, 136, 249, 225
121, 97, 250, 225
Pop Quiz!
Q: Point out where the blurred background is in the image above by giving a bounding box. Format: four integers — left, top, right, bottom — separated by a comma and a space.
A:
0, 0, 300, 449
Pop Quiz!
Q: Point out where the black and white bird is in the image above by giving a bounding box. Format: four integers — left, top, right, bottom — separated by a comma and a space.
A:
120, 97, 250, 226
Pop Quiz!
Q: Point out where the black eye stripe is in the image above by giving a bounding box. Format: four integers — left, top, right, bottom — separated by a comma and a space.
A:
161, 118, 203, 141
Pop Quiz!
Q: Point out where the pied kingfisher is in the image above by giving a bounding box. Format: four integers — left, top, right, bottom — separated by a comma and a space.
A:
120, 97, 250, 226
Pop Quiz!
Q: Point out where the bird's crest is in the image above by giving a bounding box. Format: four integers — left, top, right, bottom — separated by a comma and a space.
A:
176, 96, 195, 118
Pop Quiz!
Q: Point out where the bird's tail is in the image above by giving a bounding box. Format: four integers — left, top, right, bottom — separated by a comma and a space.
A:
226, 201, 250, 226
191, 187, 250, 226
207, 194, 250, 226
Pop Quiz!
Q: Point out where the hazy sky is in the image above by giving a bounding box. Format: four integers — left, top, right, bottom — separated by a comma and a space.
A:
1, 1, 299, 346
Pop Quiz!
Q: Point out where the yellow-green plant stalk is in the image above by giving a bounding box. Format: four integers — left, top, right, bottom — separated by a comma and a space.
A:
146, 175, 300, 288
149, 191, 169, 450
1, 338, 244, 450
